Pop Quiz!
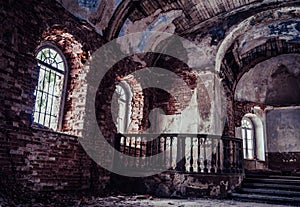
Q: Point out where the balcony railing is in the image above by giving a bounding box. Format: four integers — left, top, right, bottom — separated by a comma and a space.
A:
114, 134, 243, 174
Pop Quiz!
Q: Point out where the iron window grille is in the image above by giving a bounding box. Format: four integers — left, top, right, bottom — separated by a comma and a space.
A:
241, 117, 256, 159
33, 45, 67, 131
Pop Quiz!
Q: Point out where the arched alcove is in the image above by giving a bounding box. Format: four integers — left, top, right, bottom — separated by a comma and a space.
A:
234, 54, 300, 171
244, 113, 265, 161
112, 81, 133, 133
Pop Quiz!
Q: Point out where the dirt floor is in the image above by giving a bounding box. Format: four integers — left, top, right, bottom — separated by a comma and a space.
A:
0, 193, 293, 207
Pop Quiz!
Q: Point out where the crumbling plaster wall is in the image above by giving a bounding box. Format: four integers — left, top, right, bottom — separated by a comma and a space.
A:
114, 2, 300, 137
266, 107, 300, 153
114, 8, 227, 136
265, 107, 300, 172
235, 54, 300, 106
60, 0, 300, 137
60, 0, 122, 35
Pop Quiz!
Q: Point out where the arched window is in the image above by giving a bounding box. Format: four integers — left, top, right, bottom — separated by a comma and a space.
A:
33, 44, 67, 130
115, 82, 132, 133
241, 117, 255, 159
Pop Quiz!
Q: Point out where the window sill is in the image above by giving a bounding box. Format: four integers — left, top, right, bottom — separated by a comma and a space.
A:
31, 122, 77, 138
244, 158, 256, 161
244, 158, 265, 162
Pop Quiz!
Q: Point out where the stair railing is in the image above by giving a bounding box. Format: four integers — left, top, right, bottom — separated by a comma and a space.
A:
114, 133, 243, 174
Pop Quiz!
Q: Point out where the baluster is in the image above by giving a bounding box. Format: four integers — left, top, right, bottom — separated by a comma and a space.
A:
238, 140, 242, 172
164, 136, 167, 168
122, 135, 126, 166
197, 136, 201, 173
175, 136, 186, 172
135, 137, 138, 167
146, 136, 150, 169
113, 134, 121, 170
129, 136, 132, 155
156, 136, 161, 169
204, 137, 208, 173
124, 136, 129, 167
182, 136, 186, 172
239, 141, 243, 173
236, 140, 240, 173
228, 139, 232, 172
223, 138, 230, 173
190, 137, 194, 172
151, 136, 155, 168
130, 137, 134, 167
139, 137, 143, 168
217, 141, 221, 174
222, 139, 228, 173
169, 136, 173, 170
134, 137, 138, 156
114, 133, 121, 151
210, 138, 215, 174
131, 136, 135, 168
232, 140, 236, 173
120, 136, 124, 153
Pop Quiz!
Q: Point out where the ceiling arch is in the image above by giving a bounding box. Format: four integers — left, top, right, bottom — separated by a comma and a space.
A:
215, 6, 300, 74
213, 6, 300, 92
235, 54, 300, 106
220, 39, 300, 92
104, 0, 300, 39
104, 0, 139, 41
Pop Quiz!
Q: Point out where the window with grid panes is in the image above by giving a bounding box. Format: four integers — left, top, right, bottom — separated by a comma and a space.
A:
33, 45, 67, 130
241, 117, 255, 159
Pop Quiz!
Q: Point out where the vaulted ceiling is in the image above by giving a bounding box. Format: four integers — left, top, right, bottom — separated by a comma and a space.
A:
60, 0, 300, 40
60, 0, 300, 95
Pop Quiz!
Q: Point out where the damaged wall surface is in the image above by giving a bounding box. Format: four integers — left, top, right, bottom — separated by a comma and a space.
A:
0, 0, 109, 200
1, 0, 300, 205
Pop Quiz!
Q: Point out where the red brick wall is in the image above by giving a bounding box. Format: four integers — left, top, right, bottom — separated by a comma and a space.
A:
0, 0, 108, 198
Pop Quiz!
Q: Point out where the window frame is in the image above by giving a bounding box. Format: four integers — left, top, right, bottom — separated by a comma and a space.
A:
115, 81, 133, 133
33, 42, 68, 131
241, 117, 256, 160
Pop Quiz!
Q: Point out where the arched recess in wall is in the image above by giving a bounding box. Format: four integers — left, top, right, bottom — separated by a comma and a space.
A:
112, 80, 133, 133
33, 42, 68, 131
215, 6, 300, 74
221, 43, 300, 135
215, 7, 300, 135
119, 75, 144, 133
219, 38, 300, 94
241, 113, 265, 161
35, 26, 90, 136
216, 7, 300, 90
95, 60, 145, 140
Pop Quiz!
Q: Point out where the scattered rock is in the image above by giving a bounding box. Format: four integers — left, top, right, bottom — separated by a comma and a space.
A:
134, 194, 152, 200
155, 183, 171, 197
170, 191, 183, 199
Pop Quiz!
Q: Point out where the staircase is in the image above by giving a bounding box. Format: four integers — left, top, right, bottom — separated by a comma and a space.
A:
230, 173, 300, 206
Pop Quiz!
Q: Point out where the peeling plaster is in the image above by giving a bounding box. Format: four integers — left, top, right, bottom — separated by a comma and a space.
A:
269, 20, 300, 41
235, 54, 300, 105
75, 0, 99, 11
120, 10, 183, 53
61, 0, 119, 34
215, 7, 300, 73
